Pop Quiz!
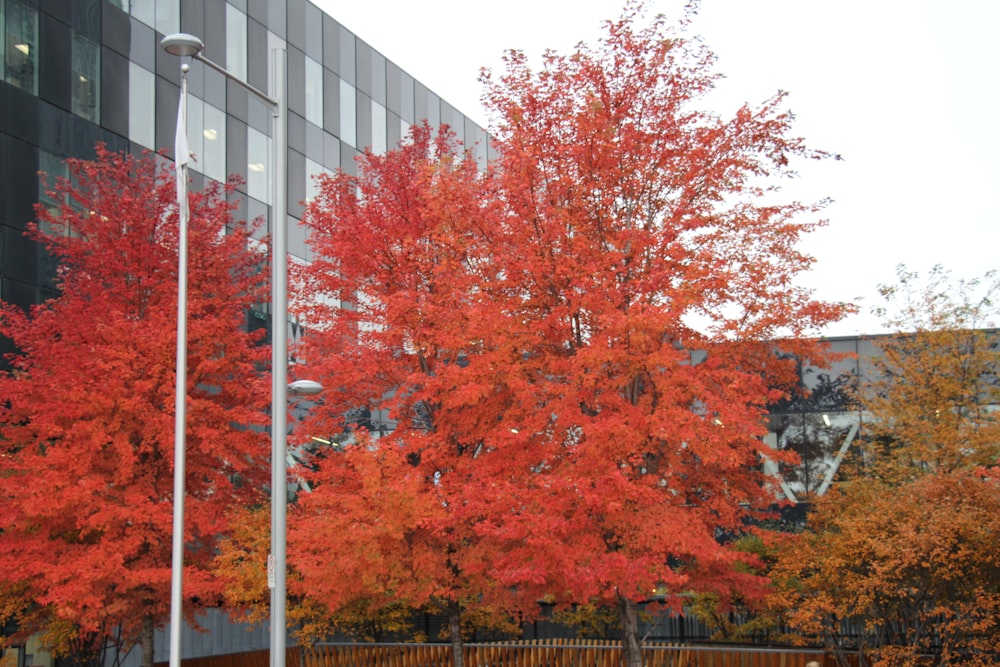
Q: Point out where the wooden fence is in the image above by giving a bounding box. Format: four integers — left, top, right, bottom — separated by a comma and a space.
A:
159, 640, 835, 667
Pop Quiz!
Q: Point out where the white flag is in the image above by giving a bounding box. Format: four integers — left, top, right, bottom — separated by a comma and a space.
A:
175, 75, 189, 222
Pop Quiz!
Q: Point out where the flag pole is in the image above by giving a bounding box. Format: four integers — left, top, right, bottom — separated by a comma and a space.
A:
168, 61, 191, 667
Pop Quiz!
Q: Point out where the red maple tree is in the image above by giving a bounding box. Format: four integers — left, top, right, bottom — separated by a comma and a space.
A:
0, 146, 270, 666
475, 6, 844, 665
291, 5, 845, 666
290, 124, 525, 665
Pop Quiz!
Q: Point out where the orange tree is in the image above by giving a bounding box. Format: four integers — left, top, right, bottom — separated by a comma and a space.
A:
290, 123, 522, 667
213, 504, 419, 644
291, 5, 845, 667
478, 5, 843, 666
0, 146, 270, 667
770, 266, 1000, 667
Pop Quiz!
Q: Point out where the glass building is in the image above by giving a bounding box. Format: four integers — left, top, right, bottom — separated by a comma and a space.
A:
765, 335, 879, 505
0, 0, 491, 354
0, 1, 490, 664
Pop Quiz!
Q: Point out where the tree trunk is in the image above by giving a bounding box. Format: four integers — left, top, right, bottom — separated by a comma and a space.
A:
141, 615, 155, 667
617, 594, 643, 667
448, 601, 465, 667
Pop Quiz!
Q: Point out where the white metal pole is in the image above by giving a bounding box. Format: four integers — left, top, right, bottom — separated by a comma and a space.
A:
168, 62, 191, 667
161, 33, 291, 667
269, 46, 289, 667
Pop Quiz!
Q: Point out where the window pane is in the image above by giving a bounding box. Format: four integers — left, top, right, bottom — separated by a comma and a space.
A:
38, 151, 69, 233
226, 5, 247, 81
247, 125, 269, 204
400, 117, 411, 146
371, 100, 386, 155
155, 0, 179, 36
72, 33, 100, 123
187, 94, 204, 171
203, 103, 226, 183
5, 0, 38, 93
339, 79, 355, 147
129, 63, 155, 148
338, 25, 354, 84
130, 0, 154, 28
304, 56, 322, 127
304, 157, 328, 206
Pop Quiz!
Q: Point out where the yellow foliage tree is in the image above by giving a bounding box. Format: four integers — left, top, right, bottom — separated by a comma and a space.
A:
770, 266, 1000, 667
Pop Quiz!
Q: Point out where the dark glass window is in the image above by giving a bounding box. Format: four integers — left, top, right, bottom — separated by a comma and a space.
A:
5, 0, 39, 93
72, 32, 99, 123
100, 46, 127, 136
38, 150, 68, 229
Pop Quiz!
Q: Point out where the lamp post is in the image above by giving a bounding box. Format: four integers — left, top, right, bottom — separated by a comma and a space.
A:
162, 33, 294, 667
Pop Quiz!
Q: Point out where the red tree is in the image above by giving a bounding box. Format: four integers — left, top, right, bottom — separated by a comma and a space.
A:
473, 6, 845, 664
0, 146, 270, 666
293, 5, 846, 666
290, 125, 526, 665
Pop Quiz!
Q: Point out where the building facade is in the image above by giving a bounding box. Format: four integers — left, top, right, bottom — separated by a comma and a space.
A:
0, 1, 489, 664
0, 0, 490, 355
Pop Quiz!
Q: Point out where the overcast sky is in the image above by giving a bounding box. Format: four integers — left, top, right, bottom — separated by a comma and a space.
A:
314, 0, 1000, 337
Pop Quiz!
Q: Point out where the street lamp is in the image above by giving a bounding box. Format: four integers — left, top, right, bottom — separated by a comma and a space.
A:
288, 380, 324, 397
162, 32, 293, 667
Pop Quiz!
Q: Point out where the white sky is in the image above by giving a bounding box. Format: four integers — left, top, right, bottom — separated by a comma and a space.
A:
315, 0, 1000, 337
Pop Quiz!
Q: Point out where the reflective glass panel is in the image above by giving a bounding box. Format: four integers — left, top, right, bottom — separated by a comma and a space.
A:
338, 25, 354, 84
400, 117, 411, 146
203, 103, 226, 183
226, 5, 248, 81
129, 63, 155, 148
247, 125, 269, 204
187, 94, 204, 171
155, 0, 179, 36
72, 33, 100, 123
5, 0, 38, 93
38, 151, 69, 235
339, 79, 356, 147
304, 157, 331, 208
371, 100, 386, 155
304, 56, 322, 127
130, 0, 154, 28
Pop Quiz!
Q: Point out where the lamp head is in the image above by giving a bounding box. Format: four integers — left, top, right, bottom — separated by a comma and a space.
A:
161, 33, 205, 58
288, 380, 324, 397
